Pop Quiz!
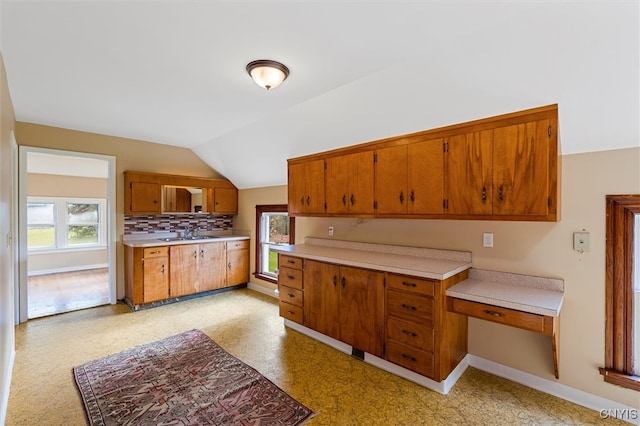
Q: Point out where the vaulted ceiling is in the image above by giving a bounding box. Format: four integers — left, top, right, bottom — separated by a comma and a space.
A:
1, 1, 638, 189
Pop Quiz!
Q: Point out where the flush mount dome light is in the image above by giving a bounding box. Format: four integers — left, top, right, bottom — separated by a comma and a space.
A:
246, 59, 290, 90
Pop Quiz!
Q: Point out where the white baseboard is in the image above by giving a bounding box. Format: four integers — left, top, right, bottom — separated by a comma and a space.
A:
28, 263, 108, 277
0, 348, 15, 426
247, 281, 278, 298
468, 355, 639, 424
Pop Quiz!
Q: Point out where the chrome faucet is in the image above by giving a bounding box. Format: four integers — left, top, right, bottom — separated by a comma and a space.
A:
184, 225, 192, 238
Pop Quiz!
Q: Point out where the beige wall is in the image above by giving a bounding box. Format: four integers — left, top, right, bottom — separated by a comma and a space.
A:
238, 147, 640, 408
0, 51, 17, 423
15, 122, 222, 298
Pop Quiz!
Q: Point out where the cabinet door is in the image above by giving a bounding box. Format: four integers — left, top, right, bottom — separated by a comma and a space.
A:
213, 187, 238, 214
288, 159, 325, 214
169, 245, 198, 297
199, 242, 226, 291
339, 266, 385, 357
303, 260, 340, 340
445, 131, 493, 215
130, 182, 161, 214
493, 119, 550, 216
226, 246, 249, 286
326, 151, 374, 214
143, 256, 169, 302
375, 145, 408, 214
288, 162, 307, 215
408, 138, 444, 214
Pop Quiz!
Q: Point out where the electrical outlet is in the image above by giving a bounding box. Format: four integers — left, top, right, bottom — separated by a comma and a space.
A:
483, 233, 494, 248
573, 231, 590, 252
328, 226, 334, 236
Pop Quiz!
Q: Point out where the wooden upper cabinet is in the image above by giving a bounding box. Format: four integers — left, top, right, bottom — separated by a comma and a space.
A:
124, 171, 238, 215
493, 119, 554, 217
128, 181, 162, 214
326, 151, 374, 214
374, 145, 408, 215
288, 159, 325, 215
286, 104, 559, 221
407, 138, 444, 215
445, 131, 493, 216
375, 137, 444, 215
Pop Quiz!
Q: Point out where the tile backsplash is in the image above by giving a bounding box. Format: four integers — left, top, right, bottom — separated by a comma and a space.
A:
124, 214, 234, 235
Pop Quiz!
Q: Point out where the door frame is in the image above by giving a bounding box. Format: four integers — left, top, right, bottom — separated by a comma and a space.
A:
17, 146, 117, 323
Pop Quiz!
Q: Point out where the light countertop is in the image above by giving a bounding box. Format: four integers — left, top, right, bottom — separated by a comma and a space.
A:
446, 269, 564, 317
123, 233, 249, 248
272, 237, 472, 281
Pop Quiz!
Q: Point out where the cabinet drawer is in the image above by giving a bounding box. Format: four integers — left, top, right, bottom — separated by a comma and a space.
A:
279, 301, 303, 324
279, 285, 303, 307
387, 289, 433, 322
387, 274, 435, 297
387, 316, 434, 352
448, 298, 553, 335
227, 240, 249, 250
279, 255, 303, 270
278, 267, 303, 289
386, 341, 434, 378
143, 246, 168, 258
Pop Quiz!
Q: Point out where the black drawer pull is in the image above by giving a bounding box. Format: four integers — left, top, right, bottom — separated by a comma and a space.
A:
287, 293, 295, 298
401, 329, 417, 337
401, 303, 417, 311
483, 309, 504, 317
287, 274, 295, 280
287, 259, 296, 264
402, 281, 417, 288
401, 354, 417, 362
288, 310, 295, 315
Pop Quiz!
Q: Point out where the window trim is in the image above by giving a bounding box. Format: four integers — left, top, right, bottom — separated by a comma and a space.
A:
254, 204, 295, 284
600, 194, 640, 391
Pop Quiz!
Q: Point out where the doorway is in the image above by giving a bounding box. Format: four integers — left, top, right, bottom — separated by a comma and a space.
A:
18, 147, 116, 322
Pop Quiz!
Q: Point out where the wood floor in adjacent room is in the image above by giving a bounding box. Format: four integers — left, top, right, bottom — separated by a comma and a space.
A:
7, 288, 625, 425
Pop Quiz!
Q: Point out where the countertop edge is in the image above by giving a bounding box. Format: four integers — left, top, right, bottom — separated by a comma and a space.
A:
123, 235, 249, 248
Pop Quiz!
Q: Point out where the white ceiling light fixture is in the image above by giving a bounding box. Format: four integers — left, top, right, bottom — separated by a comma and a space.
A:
246, 59, 290, 90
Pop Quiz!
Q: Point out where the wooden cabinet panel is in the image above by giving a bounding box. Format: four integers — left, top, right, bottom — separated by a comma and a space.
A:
386, 274, 435, 297
226, 241, 249, 286
214, 187, 238, 214
279, 301, 303, 323
445, 131, 493, 215
493, 119, 551, 217
288, 159, 325, 215
387, 316, 434, 351
278, 254, 305, 325
129, 182, 161, 214
279, 255, 303, 270
199, 242, 226, 291
407, 138, 444, 214
142, 256, 169, 303
386, 289, 434, 323
279, 285, 303, 307
169, 244, 199, 297
326, 151, 374, 214
386, 341, 434, 378
278, 267, 303, 290
374, 145, 408, 214
303, 260, 341, 340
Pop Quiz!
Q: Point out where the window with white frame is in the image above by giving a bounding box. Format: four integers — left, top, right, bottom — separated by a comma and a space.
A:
255, 205, 294, 283
27, 197, 106, 250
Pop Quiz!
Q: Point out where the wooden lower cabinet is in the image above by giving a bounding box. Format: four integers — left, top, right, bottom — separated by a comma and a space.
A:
125, 239, 249, 307
303, 260, 385, 358
385, 271, 468, 382
278, 254, 305, 324
125, 246, 169, 304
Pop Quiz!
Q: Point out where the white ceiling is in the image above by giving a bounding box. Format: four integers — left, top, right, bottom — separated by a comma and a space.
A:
1, 1, 638, 189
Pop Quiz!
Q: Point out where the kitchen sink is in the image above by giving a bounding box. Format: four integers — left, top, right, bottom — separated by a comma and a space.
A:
158, 236, 220, 242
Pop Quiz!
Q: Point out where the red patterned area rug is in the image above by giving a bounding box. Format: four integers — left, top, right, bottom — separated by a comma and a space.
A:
73, 329, 314, 425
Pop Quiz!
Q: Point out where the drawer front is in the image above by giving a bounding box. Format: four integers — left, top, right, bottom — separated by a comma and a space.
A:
278, 267, 303, 289
387, 316, 434, 352
386, 341, 434, 378
387, 274, 435, 297
387, 289, 433, 322
279, 285, 303, 307
227, 240, 249, 250
279, 255, 303, 270
279, 301, 303, 324
143, 246, 169, 258
449, 298, 551, 334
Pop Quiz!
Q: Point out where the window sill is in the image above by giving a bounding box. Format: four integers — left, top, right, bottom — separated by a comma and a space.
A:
28, 246, 108, 255
599, 368, 640, 392
253, 272, 277, 285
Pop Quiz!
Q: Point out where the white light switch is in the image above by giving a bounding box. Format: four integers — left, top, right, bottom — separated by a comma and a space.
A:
573, 231, 590, 252
483, 233, 493, 248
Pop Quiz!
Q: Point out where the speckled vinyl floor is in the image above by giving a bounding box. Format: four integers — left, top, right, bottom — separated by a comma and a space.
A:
7, 288, 624, 425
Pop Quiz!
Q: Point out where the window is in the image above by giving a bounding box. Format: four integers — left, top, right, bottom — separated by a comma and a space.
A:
27, 197, 106, 251
254, 205, 294, 283
600, 195, 640, 391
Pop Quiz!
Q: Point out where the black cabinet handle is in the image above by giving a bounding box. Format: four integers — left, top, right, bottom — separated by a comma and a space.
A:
401, 303, 417, 311
341, 276, 346, 288
399, 191, 404, 204
350, 194, 355, 205
483, 309, 504, 317
333, 275, 337, 286
498, 186, 505, 202
401, 329, 417, 337
402, 281, 417, 288
482, 186, 487, 202
401, 354, 417, 362
410, 190, 415, 203
342, 194, 347, 206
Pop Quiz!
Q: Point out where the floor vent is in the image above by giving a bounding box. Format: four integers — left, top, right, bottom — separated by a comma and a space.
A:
351, 348, 365, 360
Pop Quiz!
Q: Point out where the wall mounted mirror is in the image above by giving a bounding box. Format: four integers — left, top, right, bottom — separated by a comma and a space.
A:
162, 186, 207, 213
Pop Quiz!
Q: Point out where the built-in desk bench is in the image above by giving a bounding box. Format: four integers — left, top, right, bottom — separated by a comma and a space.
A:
445, 269, 564, 379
